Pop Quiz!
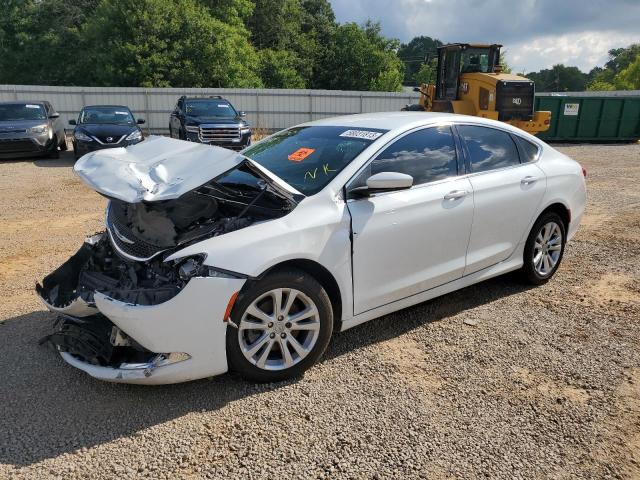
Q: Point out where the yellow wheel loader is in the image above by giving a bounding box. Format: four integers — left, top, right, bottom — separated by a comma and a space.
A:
405, 43, 551, 135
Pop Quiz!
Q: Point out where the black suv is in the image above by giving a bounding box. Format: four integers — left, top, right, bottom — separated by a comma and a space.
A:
169, 96, 251, 150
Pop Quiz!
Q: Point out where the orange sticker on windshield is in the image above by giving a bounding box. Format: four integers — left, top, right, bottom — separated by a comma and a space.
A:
288, 147, 315, 162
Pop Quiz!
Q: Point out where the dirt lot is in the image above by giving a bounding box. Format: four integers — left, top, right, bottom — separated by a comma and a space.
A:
0, 144, 639, 479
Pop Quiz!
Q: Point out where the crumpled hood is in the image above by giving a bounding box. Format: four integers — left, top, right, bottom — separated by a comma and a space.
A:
74, 136, 246, 203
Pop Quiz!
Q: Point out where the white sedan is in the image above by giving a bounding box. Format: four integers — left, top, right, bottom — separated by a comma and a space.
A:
37, 112, 586, 384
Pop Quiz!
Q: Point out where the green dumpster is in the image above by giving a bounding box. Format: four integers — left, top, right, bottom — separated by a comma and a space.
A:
534, 93, 640, 142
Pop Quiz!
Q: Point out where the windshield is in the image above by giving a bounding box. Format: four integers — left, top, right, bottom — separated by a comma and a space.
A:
185, 100, 237, 118
79, 106, 135, 124
460, 48, 491, 73
0, 103, 46, 121
242, 126, 388, 195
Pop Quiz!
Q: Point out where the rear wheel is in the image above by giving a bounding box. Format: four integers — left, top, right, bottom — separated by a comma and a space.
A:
59, 135, 68, 151
520, 212, 566, 285
226, 269, 333, 382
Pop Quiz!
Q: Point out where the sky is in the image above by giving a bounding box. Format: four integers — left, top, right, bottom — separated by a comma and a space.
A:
329, 0, 640, 73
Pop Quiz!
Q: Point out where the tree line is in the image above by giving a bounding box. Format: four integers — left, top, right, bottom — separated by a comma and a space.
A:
0, 0, 403, 91
1, 1, 638, 92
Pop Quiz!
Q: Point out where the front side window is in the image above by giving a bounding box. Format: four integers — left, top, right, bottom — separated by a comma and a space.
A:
0, 103, 47, 121
352, 126, 458, 189
185, 100, 237, 118
79, 106, 135, 125
243, 126, 388, 195
458, 125, 520, 173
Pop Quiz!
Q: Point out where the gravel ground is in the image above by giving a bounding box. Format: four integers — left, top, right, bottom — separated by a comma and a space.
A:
0, 143, 639, 479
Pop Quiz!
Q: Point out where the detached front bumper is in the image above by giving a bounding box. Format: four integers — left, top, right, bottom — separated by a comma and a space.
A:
41, 276, 245, 384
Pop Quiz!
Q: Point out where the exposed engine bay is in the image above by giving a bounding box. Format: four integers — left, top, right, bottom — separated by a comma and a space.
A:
37, 161, 298, 368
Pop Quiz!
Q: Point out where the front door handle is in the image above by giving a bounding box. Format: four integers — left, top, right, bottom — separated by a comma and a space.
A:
444, 189, 469, 200
521, 176, 538, 185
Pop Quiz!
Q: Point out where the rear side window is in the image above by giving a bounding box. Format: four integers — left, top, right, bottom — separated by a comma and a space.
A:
458, 125, 520, 173
363, 126, 458, 186
516, 137, 540, 163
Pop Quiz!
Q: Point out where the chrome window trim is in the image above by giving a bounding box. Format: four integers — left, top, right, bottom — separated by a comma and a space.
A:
454, 121, 543, 167
344, 122, 460, 197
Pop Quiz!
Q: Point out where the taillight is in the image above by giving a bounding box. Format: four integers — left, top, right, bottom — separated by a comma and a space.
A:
581, 165, 587, 178
544, 119, 550, 125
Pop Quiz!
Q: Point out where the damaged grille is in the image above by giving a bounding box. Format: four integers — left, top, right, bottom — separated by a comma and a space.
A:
106, 203, 169, 261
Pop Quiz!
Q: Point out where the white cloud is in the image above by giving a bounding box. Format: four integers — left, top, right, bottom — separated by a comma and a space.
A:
329, 0, 640, 72
508, 31, 640, 73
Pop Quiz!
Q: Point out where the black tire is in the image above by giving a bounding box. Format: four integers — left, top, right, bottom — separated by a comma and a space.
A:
519, 211, 566, 285
169, 125, 174, 138
59, 135, 68, 151
401, 103, 426, 111
179, 128, 185, 140
49, 136, 60, 158
226, 268, 333, 382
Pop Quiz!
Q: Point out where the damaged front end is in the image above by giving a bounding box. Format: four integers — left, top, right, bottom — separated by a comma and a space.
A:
37, 138, 298, 383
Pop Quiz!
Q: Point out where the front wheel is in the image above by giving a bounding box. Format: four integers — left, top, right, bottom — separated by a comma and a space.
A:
48, 136, 60, 158
226, 269, 333, 382
59, 135, 68, 151
520, 212, 566, 285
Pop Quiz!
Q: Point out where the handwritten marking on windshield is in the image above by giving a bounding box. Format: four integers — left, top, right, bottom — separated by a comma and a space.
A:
323, 164, 336, 175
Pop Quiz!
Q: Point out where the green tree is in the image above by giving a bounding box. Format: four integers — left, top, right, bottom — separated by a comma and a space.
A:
617, 55, 640, 89
202, 0, 254, 26
297, 0, 337, 88
413, 58, 437, 85
526, 64, 588, 92
314, 22, 403, 91
247, 0, 302, 50
258, 49, 305, 88
398, 36, 442, 85
0, 0, 100, 85
588, 44, 640, 90
81, 0, 262, 87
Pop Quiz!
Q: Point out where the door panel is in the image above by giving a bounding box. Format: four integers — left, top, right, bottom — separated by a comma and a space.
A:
464, 164, 546, 275
348, 177, 474, 314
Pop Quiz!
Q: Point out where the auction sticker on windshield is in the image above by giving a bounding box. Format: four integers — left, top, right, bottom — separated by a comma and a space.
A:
339, 130, 383, 140
288, 147, 315, 162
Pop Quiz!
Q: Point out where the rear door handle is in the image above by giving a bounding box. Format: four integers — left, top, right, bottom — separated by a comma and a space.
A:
444, 189, 469, 200
521, 176, 538, 185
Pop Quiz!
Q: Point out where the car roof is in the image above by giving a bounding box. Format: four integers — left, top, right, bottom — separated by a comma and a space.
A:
0, 100, 46, 105
81, 105, 132, 109
300, 111, 542, 142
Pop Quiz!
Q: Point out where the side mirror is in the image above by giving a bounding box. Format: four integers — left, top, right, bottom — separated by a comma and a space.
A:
68, 119, 77, 125
350, 172, 413, 197
137, 118, 146, 124
238, 111, 246, 117
49, 113, 60, 119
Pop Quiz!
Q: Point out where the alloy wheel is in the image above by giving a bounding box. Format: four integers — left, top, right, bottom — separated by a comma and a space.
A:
533, 221, 563, 276
238, 288, 321, 371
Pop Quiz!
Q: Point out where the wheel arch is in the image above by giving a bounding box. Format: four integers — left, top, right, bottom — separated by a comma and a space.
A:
538, 202, 571, 233
258, 259, 343, 331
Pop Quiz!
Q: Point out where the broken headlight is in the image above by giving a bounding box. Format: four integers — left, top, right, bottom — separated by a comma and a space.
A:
175, 255, 244, 281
